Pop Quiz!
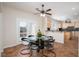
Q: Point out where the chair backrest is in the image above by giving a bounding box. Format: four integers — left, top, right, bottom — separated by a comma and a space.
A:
49, 39, 55, 48
49, 36, 53, 40
44, 37, 55, 49
21, 38, 29, 45
21, 38, 28, 41
28, 35, 34, 37
29, 40, 38, 50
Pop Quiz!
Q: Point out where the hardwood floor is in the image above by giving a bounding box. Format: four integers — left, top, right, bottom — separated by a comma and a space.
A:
64, 32, 78, 57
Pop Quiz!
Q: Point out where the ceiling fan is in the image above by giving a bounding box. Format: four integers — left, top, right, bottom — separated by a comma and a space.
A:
35, 4, 52, 16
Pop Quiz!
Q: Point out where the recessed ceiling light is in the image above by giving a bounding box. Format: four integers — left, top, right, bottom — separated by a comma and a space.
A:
72, 8, 76, 10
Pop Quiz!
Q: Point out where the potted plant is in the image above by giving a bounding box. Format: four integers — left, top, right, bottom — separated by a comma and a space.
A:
36, 30, 44, 50
37, 29, 43, 38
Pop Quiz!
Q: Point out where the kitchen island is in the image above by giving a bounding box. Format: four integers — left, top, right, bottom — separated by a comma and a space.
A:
45, 31, 64, 44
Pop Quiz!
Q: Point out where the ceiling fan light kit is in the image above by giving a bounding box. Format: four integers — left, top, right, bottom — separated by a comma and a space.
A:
40, 13, 45, 17
35, 4, 52, 16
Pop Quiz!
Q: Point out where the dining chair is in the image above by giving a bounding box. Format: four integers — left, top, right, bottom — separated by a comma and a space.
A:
37, 39, 45, 57
30, 39, 45, 57
44, 37, 56, 57
19, 38, 32, 57
28, 35, 34, 37
29, 41, 38, 56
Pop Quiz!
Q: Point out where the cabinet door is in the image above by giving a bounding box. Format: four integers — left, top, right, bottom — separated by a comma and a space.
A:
64, 32, 71, 42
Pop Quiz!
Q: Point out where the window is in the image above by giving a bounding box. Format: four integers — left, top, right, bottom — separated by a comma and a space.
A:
20, 27, 27, 37
31, 24, 36, 35
19, 22, 36, 38
20, 22, 27, 38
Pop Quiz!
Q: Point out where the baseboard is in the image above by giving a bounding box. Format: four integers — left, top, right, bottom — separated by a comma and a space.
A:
3, 42, 21, 49
55, 41, 64, 44
55, 41, 64, 45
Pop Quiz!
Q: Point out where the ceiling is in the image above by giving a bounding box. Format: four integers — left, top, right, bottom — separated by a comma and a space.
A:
2, 2, 79, 21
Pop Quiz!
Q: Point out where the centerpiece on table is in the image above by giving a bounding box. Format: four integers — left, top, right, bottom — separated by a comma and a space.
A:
37, 29, 43, 38
36, 29, 44, 50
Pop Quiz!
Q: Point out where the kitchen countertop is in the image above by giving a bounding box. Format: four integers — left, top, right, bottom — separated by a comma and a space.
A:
46, 30, 63, 32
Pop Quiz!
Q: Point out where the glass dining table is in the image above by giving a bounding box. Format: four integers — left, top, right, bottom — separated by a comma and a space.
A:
22, 35, 56, 57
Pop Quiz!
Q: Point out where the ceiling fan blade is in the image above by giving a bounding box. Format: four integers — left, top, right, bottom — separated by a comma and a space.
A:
46, 9, 51, 12
34, 13, 40, 15
45, 13, 52, 15
36, 8, 41, 12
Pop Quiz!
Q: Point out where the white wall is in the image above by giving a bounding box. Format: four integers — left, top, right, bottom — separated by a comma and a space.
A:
2, 6, 42, 49
0, 3, 3, 56
51, 20, 60, 30
0, 13, 3, 56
